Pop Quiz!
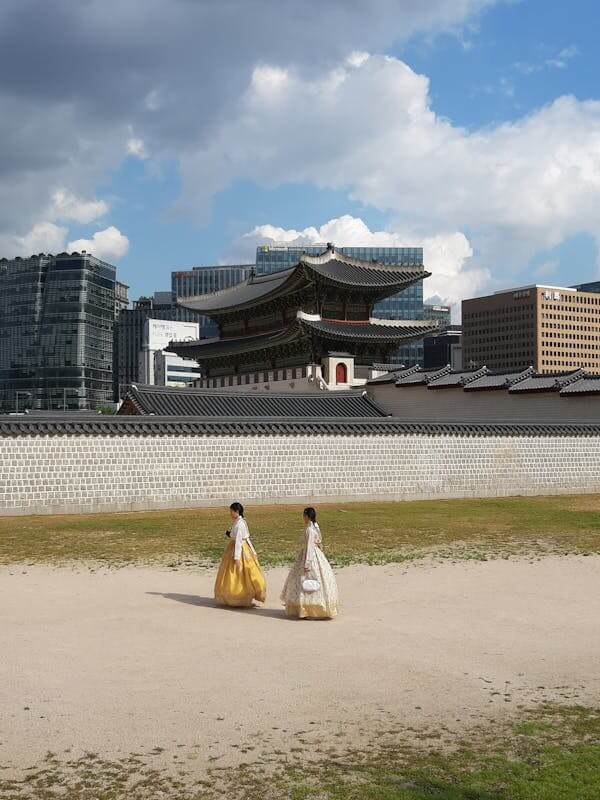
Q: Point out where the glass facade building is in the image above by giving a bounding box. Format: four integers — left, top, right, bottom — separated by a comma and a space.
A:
571, 281, 600, 294
423, 303, 452, 331
0, 252, 118, 411
172, 264, 253, 339
255, 244, 426, 365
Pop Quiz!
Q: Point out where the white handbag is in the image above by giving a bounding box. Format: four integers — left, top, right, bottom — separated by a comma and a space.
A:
302, 577, 321, 593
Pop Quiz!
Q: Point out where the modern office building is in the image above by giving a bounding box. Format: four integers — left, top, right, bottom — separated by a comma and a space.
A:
571, 280, 600, 293
423, 303, 452, 331
153, 351, 202, 387
114, 292, 202, 399
0, 251, 119, 411
172, 264, 253, 339
462, 284, 600, 374
115, 281, 130, 316
138, 318, 200, 385
423, 325, 462, 370
255, 244, 426, 366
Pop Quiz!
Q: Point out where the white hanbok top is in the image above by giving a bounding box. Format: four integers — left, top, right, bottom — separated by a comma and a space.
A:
304, 522, 322, 569
231, 516, 251, 561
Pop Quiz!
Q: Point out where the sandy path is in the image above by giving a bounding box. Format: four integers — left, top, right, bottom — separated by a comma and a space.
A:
1, 556, 599, 774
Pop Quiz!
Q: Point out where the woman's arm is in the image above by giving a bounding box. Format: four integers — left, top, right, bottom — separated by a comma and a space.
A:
233, 519, 247, 562
304, 524, 317, 571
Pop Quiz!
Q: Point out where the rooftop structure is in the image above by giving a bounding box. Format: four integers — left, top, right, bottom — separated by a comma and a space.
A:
168, 244, 438, 386
256, 243, 427, 367
119, 384, 387, 418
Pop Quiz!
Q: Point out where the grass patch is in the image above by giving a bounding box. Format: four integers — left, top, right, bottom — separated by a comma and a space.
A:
1, 494, 599, 568
2, 705, 599, 799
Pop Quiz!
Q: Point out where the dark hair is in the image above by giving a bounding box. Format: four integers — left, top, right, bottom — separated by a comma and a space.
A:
303, 506, 317, 523
230, 502, 244, 517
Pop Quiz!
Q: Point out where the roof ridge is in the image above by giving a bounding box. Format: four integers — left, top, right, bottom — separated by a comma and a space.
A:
507, 366, 535, 386
556, 368, 586, 387
300, 248, 424, 271
126, 385, 373, 399
462, 365, 488, 384
425, 364, 452, 383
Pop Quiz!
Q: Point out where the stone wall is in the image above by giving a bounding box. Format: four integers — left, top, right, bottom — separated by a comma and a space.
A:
2, 430, 600, 516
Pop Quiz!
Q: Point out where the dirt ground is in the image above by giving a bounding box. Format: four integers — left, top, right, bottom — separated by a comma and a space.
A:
1, 555, 599, 777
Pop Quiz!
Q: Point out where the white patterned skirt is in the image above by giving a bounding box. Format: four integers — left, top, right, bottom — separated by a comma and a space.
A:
280, 547, 339, 619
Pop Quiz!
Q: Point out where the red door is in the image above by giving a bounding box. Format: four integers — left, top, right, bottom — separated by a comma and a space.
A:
335, 362, 347, 384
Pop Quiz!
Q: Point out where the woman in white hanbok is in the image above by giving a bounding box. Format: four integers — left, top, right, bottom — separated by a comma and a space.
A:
281, 507, 338, 619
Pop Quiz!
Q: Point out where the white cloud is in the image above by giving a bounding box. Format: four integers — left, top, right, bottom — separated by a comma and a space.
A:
68, 226, 130, 262
0, 221, 68, 258
49, 189, 108, 224
0, 0, 496, 246
21, 221, 68, 254
513, 44, 579, 74
234, 215, 486, 310
126, 137, 148, 159
187, 52, 600, 301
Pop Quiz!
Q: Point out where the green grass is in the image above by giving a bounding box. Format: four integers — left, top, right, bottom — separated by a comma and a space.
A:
1, 494, 600, 567
2, 705, 599, 799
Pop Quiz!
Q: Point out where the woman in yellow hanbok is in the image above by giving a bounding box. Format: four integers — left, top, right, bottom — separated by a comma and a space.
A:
281, 507, 338, 619
214, 502, 266, 607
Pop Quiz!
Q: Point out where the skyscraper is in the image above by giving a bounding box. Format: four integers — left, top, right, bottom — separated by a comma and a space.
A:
171, 264, 254, 338
0, 251, 119, 411
255, 244, 425, 365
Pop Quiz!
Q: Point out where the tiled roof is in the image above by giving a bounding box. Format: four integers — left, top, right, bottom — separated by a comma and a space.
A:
427, 367, 488, 389
509, 369, 584, 393
559, 376, 600, 395
299, 317, 439, 343
463, 367, 534, 391
371, 362, 405, 372
392, 365, 451, 385
176, 246, 430, 316
177, 268, 298, 313
300, 249, 429, 288
120, 385, 388, 418
366, 371, 406, 385
2, 416, 600, 438
167, 325, 299, 358
370, 364, 600, 400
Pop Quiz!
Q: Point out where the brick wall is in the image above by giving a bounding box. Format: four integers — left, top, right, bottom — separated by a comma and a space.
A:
1, 431, 599, 515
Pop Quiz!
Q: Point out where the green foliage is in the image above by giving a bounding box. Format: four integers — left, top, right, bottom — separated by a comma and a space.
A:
97, 405, 117, 414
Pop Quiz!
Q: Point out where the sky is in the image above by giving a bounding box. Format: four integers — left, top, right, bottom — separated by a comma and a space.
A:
1, 0, 600, 313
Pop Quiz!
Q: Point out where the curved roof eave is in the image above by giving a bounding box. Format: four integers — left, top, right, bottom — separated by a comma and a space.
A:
177, 266, 300, 314
298, 316, 440, 342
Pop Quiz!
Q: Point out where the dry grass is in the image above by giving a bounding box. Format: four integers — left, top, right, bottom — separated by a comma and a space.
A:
1, 493, 599, 567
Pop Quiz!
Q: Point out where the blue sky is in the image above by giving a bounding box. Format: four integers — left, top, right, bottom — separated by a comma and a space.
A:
1, 0, 599, 307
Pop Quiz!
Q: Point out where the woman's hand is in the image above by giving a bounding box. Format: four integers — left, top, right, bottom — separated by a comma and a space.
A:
235, 559, 243, 573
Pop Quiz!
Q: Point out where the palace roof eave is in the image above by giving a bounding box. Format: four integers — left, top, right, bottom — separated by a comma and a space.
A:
168, 315, 440, 364
176, 246, 429, 317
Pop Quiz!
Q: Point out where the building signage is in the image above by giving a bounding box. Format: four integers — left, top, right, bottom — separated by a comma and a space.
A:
145, 319, 199, 351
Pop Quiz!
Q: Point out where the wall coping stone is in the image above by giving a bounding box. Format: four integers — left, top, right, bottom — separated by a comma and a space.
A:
2, 415, 600, 438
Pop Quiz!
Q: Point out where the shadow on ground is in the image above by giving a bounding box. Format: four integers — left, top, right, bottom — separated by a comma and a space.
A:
146, 591, 289, 620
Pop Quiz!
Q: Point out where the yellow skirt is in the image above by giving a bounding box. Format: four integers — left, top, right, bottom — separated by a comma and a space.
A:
214, 539, 267, 607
